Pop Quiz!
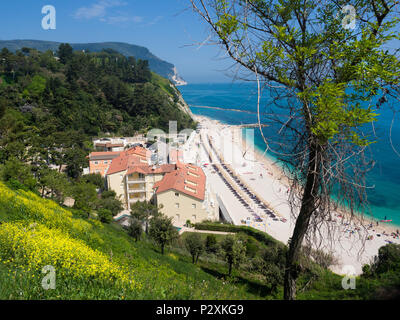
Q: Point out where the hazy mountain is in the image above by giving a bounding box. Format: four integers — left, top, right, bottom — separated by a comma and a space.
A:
0, 40, 187, 85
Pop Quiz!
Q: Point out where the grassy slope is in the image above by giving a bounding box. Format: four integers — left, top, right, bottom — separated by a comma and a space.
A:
0, 182, 259, 300
1, 182, 389, 300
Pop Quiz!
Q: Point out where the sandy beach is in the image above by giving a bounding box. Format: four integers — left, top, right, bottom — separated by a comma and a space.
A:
190, 114, 400, 275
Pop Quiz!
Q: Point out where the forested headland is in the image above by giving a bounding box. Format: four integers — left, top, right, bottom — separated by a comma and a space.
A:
0, 44, 194, 206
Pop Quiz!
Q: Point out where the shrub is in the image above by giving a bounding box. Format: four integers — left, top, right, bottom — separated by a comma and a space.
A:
81, 173, 105, 191
371, 244, 400, 275
184, 233, 204, 264
97, 208, 113, 224
205, 234, 219, 254
245, 236, 260, 258
128, 217, 143, 242
194, 223, 281, 248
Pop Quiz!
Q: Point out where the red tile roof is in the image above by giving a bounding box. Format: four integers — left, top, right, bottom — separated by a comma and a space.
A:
127, 164, 176, 175
107, 146, 151, 175
89, 151, 121, 161
153, 164, 206, 201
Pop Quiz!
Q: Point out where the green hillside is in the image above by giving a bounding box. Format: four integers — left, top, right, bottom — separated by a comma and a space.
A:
0, 44, 195, 182
0, 182, 263, 299
0, 181, 399, 300
0, 40, 179, 82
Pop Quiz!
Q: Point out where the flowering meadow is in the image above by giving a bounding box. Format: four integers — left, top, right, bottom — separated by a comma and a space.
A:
0, 182, 258, 299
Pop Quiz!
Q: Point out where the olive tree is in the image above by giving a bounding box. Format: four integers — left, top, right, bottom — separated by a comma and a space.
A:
184, 233, 205, 263
221, 235, 247, 275
149, 214, 179, 255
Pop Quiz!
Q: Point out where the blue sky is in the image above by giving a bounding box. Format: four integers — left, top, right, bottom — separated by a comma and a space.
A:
0, 1, 398, 83
0, 0, 233, 83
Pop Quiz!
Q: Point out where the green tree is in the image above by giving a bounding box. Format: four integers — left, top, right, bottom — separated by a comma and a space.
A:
127, 217, 143, 242
24, 75, 46, 99
73, 182, 98, 217
371, 244, 400, 275
190, 0, 400, 299
149, 214, 179, 255
0, 158, 36, 190
64, 148, 87, 179
57, 43, 73, 65
221, 235, 246, 276
184, 233, 204, 264
81, 173, 105, 191
96, 195, 124, 217
0, 98, 5, 120
245, 237, 260, 259
38, 168, 72, 203
131, 201, 160, 234
205, 234, 219, 254
97, 208, 113, 224
252, 246, 287, 293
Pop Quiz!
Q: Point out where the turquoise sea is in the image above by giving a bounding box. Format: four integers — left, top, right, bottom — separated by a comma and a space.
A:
179, 83, 400, 227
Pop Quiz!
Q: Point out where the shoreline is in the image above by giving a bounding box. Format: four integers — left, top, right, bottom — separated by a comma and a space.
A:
190, 112, 400, 274
243, 129, 400, 234
192, 112, 400, 233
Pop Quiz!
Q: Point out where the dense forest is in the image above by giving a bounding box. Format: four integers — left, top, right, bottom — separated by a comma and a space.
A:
0, 40, 179, 82
0, 43, 194, 213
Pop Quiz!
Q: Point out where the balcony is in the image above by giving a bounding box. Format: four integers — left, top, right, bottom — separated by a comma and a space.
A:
128, 188, 146, 193
127, 179, 145, 184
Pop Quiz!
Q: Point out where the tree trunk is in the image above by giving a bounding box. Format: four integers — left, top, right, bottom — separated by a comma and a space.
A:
192, 255, 195, 264
161, 244, 165, 255
284, 142, 322, 300
228, 262, 232, 276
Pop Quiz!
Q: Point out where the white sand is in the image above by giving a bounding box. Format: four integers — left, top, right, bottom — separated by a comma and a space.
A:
191, 114, 400, 275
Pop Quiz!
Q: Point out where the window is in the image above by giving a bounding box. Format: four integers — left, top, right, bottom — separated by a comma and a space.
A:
94, 161, 99, 165
188, 171, 199, 178
186, 180, 198, 187
175, 192, 180, 197
192, 215, 196, 222
104, 161, 108, 164
175, 203, 180, 209
192, 204, 196, 209
185, 186, 196, 193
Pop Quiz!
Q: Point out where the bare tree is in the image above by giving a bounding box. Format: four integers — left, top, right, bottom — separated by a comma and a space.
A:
189, 0, 400, 299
